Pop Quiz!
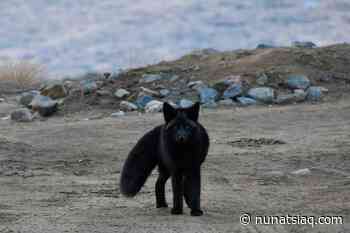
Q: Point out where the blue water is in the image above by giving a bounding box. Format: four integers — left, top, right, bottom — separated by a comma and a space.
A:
0, 0, 348, 77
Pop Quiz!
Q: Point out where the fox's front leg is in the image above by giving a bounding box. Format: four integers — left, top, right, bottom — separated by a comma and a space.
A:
171, 172, 183, 215
156, 167, 170, 208
184, 167, 203, 216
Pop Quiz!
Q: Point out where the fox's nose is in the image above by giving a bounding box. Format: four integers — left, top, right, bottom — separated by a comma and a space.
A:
176, 133, 187, 142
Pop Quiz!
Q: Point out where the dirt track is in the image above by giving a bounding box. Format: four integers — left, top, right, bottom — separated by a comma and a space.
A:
0, 100, 349, 233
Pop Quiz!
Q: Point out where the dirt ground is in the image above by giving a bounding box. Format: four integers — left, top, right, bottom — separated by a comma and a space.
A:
0, 97, 349, 233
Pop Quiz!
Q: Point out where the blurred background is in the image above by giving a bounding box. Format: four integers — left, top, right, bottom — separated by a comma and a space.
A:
0, 0, 349, 77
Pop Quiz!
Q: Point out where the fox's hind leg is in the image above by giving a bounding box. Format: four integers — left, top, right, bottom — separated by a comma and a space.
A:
184, 168, 203, 216
156, 166, 170, 208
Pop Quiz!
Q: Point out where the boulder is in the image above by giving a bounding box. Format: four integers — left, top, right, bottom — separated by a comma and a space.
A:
198, 87, 219, 104
237, 97, 257, 106
120, 101, 138, 111
139, 74, 162, 83
218, 99, 236, 106
30, 95, 58, 117
136, 95, 154, 108
19, 91, 40, 107
247, 87, 275, 103
80, 80, 98, 94
40, 82, 67, 99
145, 100, 163, 113
212, 80, 229, 93
140, 87, 160, 97
169, 75, 180, 82
223, 83, 242, 99
10, 108, 33, 122
202, 101, 218, 109
96, 90, 111, 97
306, 86, 323, 101
114, 89, 130, 98
286, 74, 310, 90
256, 73, 269, 86
178, 99, 194, 108
275, 90, 307, 104
187, 81, 206, 91
159, 89, 170, 98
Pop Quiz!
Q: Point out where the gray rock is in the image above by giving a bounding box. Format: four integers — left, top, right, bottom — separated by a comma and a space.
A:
30, 95, 58, 117
145, 100, 163, 113
63, 80, 74, 90
292, 41, 317, 48
212, 80, 230, 93
111, 111, 125, 117
120, 101, 138, 111
193, 65, 200, 71
114, 89, 130, 98
187, 80, 206, 90
10, 108, 33, 122
306, 86, 323, 101
275, 90, 307, 104
256, 73, 269, 86
223, 83, 242, 99
136, 95, 154, 108
169, 75, 180, 82
139, 74, 162, 83
202, 101, 218, 109
198, 87, 219, 104
40, 82, 67, 99
80, 80, 98, 94
96, 90, 111, 96
0, 98, 5, 103
218, 99, 236, 106
140, 87, 160, 97
19, 91, 40, 107
319, 87, 329, 93
167, 101, 178, 109
159, 89, 170, 97
178, 99, 194, 108
237, 97, 257, 106
247, 87, 275, 103
286, 74, 310, 90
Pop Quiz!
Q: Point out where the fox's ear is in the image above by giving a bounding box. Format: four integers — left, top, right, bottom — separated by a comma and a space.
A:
163, 102, 177, 123
186, 102, 200, 122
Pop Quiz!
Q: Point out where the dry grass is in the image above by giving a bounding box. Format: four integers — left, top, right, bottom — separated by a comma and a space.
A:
0, 59, 46, 93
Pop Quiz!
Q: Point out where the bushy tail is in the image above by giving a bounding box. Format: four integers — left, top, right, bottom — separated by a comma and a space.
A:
120, 127, 160, 197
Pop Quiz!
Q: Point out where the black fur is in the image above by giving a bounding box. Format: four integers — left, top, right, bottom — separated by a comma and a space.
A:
120, 102, 209, 216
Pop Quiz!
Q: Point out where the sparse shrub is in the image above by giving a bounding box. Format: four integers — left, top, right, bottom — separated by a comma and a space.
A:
0, 58, 46, 93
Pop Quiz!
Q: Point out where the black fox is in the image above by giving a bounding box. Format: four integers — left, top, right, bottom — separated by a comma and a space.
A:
120, 102, 209, 216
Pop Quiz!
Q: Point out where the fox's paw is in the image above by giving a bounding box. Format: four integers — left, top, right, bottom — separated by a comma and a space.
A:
190, 209, 203, 216
156, 202, 168, 208
171, 208, 183, 215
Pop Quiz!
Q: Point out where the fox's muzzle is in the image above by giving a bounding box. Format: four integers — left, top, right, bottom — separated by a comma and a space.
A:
175, 128, 189, 143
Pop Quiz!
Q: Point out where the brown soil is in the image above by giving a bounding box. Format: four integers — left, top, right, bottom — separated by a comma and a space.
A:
1, 44, 350, 232
0, 98, 349, 232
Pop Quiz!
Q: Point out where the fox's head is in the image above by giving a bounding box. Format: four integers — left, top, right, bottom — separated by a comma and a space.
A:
163, 102, 200, 144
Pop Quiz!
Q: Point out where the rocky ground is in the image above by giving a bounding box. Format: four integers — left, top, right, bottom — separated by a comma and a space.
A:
0, 44, 350, 232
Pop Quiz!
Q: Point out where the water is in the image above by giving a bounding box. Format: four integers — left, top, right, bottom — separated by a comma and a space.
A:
0, 0, 348, 77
